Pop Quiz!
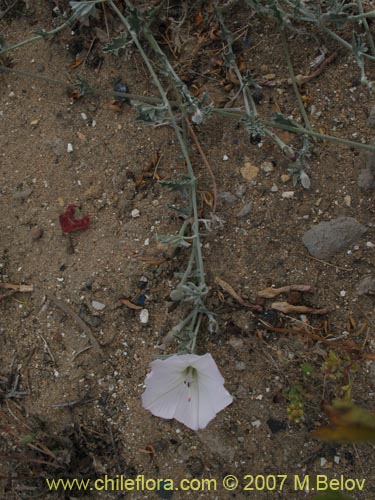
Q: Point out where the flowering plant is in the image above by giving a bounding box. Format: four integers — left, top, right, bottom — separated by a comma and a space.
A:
142, 353, 233, 431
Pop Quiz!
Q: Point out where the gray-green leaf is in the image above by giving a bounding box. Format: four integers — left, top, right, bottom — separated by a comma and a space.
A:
102, 32, 129, 56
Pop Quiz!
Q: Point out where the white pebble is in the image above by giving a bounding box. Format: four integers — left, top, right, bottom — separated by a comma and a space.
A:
92, 300, 106, 311
251, 419, 261, 428
320, 457, 327, 467
131, 209, 140, 218
366, 241, 375, 248
271, 184, 278, 192
340, 290, 346, 297
282, 191, 294, 199
223, 154, 229, 161
140, 309, 149, 324
67, 143, 73, 153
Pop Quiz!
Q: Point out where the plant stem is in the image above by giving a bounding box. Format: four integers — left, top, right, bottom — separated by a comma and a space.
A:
0, 0, 108, 55
355, 0, 375, 57
280, 28, 312, 132
213, 107, 375, 153
108, 0, 206, 351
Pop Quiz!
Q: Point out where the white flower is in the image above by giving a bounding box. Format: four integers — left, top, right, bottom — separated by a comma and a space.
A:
141, 353, 233, 431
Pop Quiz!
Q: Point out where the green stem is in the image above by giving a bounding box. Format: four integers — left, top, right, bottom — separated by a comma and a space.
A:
0, 0, 108, 56
280, 28, 312, 132
321, 24, 375, 61
213, 107, 375, 153
108, 0, 205, 290
355, 0, 375, 57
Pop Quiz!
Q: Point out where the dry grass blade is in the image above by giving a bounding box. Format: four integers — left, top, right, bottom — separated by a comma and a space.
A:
271, 302, 332, 315
215, 277, 262, 311
258, 285, 314, 298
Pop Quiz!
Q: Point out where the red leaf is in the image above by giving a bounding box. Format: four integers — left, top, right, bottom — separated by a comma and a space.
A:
59, 204, 90, 233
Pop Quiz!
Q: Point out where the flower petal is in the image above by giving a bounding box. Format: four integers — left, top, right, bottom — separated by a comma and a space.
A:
141, 353, 233, 431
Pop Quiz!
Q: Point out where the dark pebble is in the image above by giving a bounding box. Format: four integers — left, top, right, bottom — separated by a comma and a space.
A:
113, 81, 129, 103
252, 90, 264, 104
267, 418, 288, 434
79, 305, 101, 328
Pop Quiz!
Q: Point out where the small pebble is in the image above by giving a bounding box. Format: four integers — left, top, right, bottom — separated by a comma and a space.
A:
236, 203, 252, 218
271, 184, 278, 192
340, 290, 346, 297
366, 241, 375, 247
280, 174, 290, 183
320, 457, 327, 467
131, 209, 140, 218
223, 154, 229, 161
251, 419, 261, 428
140, 308, 149, 324
30, 226, 43, 241
344, 195, 351, 207
228, 337, 244, 350
67, 143, 73, 153
92, 300, 106, 311
282, 191, 294, 199
260, 161, 274, 173
235, 361, 247, 371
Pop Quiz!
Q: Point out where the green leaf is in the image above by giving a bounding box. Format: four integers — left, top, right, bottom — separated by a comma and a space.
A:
127, 7, 142, 34
159, 176, 193, 195
102, 32, 129, 56
132, 102, 168, 125
70, 1, 98, 21
158, 235, 192, 248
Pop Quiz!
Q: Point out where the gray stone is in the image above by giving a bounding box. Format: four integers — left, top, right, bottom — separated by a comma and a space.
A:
302, 217, 366, 259
236, 203, 252, 218
218, 192, 237, 205
356, 276, 375, 295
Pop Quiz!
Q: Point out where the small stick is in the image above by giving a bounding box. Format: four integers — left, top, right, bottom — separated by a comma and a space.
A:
259, 319, 375, 360
72, 345, 93, 361
185, 117, 218, 213
215, 277, 262, 311
307, 255, 352, 272
0, 283, 33, 292
47, 294, 103, 355
39, 333, 56, 364
102, 2, 111, 42
83, 37, 97, 68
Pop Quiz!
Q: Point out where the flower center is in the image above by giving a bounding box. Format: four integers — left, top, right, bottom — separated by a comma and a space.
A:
183, 366, 197, 402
